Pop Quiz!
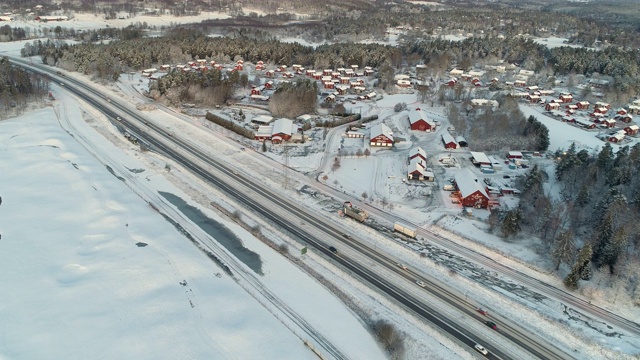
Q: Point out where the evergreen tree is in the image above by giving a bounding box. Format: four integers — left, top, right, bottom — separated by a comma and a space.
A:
576, 185, 590, 207
501, 209, 522, 238
564, 244, 592, 289
552, 230, 576, 270
596, 142, 614, 171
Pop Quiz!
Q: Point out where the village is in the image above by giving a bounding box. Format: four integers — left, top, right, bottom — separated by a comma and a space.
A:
132, 51, 640, 220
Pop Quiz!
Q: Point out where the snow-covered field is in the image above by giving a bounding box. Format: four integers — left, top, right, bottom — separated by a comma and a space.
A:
0, 100, 385, 359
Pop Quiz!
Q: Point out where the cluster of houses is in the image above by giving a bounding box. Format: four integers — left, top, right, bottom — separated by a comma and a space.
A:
441, 132, 467, 150
407, 147, 434, 182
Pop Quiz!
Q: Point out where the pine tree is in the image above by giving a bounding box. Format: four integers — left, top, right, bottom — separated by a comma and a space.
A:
596, 142, 614, 171
564, 244, 592, 289
553, 230, 576, 270
576, 185, 590, 207
501, 209, 522, 238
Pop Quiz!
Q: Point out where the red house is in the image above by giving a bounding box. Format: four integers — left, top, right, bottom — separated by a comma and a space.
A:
609, 132, 625, 143
619, 114, 633, 123
545, 103, 560, 111
271, 118, 294, 143
454, 169, 490, 209
250, 86, 263, 95
266, 70, 275, 77
594, 107, 609, 115
560, 94, 573, 103
624, 125, 639, 135
602, 119, 616, 128
264, 80, 275, 90
447, 79, 457, 87
617, 108, 628, 115
408, 109, 436, 132
577, 101, 590, 110
323, 81, 335, 90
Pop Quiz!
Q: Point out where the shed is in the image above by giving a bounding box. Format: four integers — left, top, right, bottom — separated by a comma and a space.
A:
441, 133, 458, 149
455, 136, 468, 147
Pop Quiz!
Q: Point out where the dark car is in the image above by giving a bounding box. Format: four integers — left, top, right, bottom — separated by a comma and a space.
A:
503, 175, 511, 179
342, 233, 352, 239
329, 246, 338, 254
485, 321, 497, 330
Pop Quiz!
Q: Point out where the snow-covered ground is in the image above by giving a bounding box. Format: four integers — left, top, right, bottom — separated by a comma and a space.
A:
0, 98, 386, 359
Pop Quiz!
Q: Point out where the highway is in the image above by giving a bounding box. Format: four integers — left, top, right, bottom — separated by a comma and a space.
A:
13, 57, 574, 360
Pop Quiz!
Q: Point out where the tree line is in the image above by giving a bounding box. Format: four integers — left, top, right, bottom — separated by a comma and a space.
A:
491, 142, 640, 298
0, 57, 49, 117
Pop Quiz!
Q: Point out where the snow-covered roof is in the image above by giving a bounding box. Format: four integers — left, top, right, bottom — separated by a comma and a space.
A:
370, 123, 393, 141
409, 146, 426, 160
408, 157, 426, 175
408, 109, 434, 126
441, 132, 457, 145
454, 168, 489, 199
470, 151, 491, 164
272, 118, 294, 136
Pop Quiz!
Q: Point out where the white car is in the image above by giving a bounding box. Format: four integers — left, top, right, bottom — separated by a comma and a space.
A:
474, 344, 489, 356
397, 263, 408, 270
416, 280, 426, 287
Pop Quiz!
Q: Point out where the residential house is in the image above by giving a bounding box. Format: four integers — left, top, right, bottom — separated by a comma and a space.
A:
409, 147, 427, 161
624, 125, 639, 136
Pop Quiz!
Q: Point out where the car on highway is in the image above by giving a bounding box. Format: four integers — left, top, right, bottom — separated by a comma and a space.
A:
416, 280, 426, 287
485, 321, 497, 330
328, 246, 338, 254
342, 233, 352, 239
59, 82, 64, 86
476, 308, 489, 316
474, 344, 489, 356
116, 116, 122, 121
397, 263, 408, 270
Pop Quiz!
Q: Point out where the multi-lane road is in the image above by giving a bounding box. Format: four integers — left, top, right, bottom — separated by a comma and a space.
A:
13, 57, 577, 360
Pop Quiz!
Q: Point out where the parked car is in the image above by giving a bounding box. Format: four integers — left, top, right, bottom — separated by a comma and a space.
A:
485, 321, 497, 330
503, 175, 511, 179
476, 308, 489, 316
329, 246, 338, 254
474, 344, 489, 356
416, 280, 426, 287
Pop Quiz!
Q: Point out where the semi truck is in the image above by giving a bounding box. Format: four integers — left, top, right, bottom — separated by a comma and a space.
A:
343, 201, 368, 222
394, 222, 417, 238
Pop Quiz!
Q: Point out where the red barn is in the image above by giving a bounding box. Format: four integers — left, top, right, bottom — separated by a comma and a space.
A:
408, 109, 436, 132
369, 123, 394, 147
454, 169, 490, 209
264, 80, 275, 90
409, 147, 427, 161
442, 133, 459, 149
617, 108, 628, 116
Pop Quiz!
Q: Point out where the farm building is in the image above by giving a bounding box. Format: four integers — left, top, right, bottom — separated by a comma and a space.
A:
409, 147, 427, 161
251, 115, 274, 126
624, 125, 639, 136
470, 151, 491, 167
369, 123, 394, 147
508, 151, 523, 159
408, 109, 436, 131
455, 136, 468, 147
407, 157, 427, 181
454, 169, 490, 209
442, 133, 458, 149
271, 118, 295, 143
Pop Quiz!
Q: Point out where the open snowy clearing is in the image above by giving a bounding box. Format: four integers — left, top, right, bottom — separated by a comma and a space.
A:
0, 101, 386, 360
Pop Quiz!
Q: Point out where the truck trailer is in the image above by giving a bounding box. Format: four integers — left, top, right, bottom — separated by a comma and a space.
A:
394, 222, 417, 238
343, 201, 369, 222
